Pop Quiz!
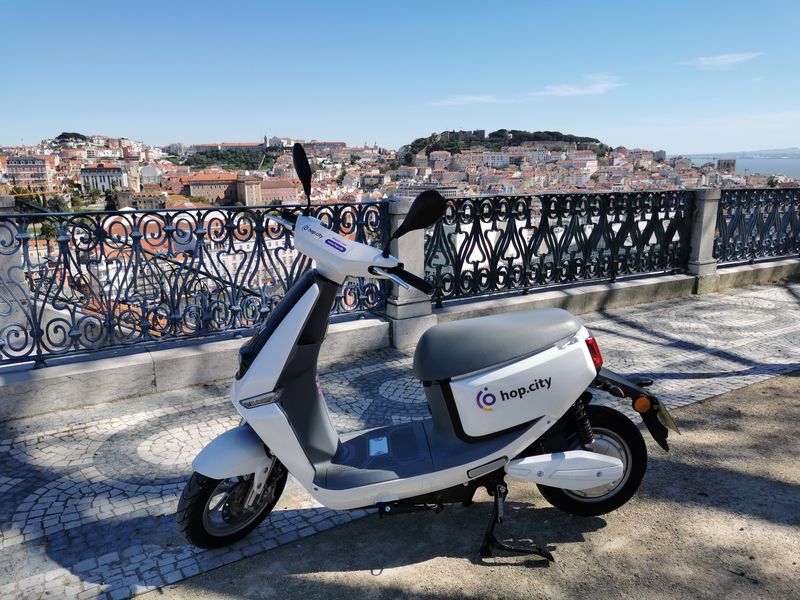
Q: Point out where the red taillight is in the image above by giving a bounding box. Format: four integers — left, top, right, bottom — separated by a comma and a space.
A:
586, 335, 603, 373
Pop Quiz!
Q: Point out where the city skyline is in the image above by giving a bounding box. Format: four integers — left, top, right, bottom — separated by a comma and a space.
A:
2, 1, 799, 154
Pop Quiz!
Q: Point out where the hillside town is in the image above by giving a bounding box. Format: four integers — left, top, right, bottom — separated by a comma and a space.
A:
0, 130, 797, 212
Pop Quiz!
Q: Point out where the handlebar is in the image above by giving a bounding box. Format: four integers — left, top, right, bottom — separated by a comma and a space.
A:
265, 210, 297, 230
371, 265, 433, 295
275, 212, 432, 295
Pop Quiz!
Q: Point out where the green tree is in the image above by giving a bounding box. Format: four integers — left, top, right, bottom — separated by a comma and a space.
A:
46, 194, 71, 213
39, 220, 58, 256
86, 187, 102, 205
767, 175, 778, 187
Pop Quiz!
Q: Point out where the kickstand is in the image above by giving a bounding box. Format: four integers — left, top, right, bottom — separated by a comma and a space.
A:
479, 483, 554, 562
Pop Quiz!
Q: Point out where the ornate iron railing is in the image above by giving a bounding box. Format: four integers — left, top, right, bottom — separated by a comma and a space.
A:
715, 188, 800, 264
424, 192, 694, 306
0, 201, 388, 366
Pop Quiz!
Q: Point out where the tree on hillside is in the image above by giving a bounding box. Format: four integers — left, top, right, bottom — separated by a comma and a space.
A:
46, 195, 71, 213
56, 132, 88, 142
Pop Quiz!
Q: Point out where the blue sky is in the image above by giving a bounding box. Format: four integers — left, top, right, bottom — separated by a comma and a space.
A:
1, 0, 798, 153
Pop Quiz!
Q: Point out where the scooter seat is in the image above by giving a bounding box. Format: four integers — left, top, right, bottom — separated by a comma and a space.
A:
413, 308, 583, 381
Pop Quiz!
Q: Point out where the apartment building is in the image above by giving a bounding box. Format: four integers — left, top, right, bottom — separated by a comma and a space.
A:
7, 156, 56, 189
185, 172, 238, 202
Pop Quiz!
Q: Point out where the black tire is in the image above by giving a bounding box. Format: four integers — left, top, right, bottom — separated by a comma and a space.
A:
177, 462, 287, 548
537, 405, 647, 517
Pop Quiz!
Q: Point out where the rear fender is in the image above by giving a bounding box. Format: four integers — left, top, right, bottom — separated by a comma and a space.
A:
592, 367, 675, 451
192, 423, 269, 479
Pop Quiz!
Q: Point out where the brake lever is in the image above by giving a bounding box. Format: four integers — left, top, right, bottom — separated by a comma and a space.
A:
266, 214, 295, 231
370, 266, 410, 290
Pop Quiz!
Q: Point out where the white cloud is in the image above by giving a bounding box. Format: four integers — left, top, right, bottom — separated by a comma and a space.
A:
683, 52, 763, 69
532, 74, 622, 97
431, 94, 505, 107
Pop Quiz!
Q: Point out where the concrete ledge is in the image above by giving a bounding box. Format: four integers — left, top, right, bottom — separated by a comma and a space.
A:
0, 352, 156, 421
0, 317, 389, 420
716, 258, 800, 292
435, 274, 697, 322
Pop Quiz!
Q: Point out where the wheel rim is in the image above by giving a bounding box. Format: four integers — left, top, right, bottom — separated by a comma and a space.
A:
202, 471, 280, 537
563, 427, 632, 502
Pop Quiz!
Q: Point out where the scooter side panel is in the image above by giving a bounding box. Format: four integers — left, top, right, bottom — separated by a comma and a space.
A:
232, 284, 320, 402
449, 330, 596, 438
240, 402, 317, 485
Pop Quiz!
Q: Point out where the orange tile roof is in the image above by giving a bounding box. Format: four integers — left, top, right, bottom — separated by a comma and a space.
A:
261, 179, 297, 189
186, 173, 237, 183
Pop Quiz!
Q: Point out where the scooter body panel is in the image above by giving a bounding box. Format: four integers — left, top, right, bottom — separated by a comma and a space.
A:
449, 329, 596, 438
506, 450, 624, 491
232, 284, 320, 403
294, 215, 398, 283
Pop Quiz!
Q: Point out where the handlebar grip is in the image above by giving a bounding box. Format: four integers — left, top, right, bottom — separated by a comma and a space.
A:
280, 209, 298, 224
389, 267, 433, 295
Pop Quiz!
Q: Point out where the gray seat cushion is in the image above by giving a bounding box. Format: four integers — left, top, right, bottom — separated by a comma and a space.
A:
413, 308, 583, 381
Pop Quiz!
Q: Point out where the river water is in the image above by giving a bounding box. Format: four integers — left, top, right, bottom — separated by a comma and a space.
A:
690, 157, 800, 179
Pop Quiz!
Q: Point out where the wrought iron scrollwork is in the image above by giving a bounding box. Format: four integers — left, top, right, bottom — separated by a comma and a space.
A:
715, 188, 800, 263
0, 201, 388, 366
424, 192, 694, 307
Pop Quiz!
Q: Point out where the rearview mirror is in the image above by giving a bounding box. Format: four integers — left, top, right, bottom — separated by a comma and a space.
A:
382, 190, 447, 257
292, 143, 312, 200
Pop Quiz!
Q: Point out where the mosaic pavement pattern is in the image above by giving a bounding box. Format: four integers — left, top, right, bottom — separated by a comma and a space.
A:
1, 281, 799, 599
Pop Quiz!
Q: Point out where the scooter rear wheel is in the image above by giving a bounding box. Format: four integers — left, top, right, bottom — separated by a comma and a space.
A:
177, 461, 287, 548
537, 405, 647, 517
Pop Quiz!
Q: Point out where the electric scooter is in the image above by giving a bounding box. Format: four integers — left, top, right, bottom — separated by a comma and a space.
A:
177, 144, 678, 560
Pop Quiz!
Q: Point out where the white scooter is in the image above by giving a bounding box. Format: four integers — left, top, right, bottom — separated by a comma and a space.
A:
178, 144, 678, 560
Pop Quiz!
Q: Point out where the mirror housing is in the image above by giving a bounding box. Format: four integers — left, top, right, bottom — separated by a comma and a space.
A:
292, 143, 312, 213
382, 190, 447, 257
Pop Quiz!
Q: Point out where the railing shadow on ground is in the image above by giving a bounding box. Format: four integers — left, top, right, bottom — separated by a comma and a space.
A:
586, 295, 800, 381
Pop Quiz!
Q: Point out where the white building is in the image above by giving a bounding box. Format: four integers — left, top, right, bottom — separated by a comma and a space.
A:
485, 152, 510, 168
80, 162, 129, 192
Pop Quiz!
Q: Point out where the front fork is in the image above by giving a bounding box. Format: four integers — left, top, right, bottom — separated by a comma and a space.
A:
243, 454, 276, 508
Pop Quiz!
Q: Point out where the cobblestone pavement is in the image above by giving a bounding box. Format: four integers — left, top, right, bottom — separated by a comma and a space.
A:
1, 281, 799, 599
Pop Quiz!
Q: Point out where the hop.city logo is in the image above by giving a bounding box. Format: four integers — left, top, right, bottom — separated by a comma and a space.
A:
475, 387, 497, 412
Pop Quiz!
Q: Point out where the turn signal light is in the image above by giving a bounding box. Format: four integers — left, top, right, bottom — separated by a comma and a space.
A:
585, 336, 603, 373
633, 396, 652, 413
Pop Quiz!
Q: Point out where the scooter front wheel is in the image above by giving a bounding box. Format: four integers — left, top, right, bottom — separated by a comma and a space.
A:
537, 405, 647, 517
177, 461, 287, 548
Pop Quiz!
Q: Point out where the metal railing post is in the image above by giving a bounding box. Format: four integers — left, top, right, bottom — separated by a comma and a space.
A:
688, 188, 721, 293
383, 196, 436, 348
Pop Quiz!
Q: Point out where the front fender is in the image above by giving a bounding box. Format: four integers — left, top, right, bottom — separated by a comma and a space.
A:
192, 423, 269, 479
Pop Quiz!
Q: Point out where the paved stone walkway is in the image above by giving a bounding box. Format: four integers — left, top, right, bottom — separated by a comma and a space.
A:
1, 281, 799, 599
